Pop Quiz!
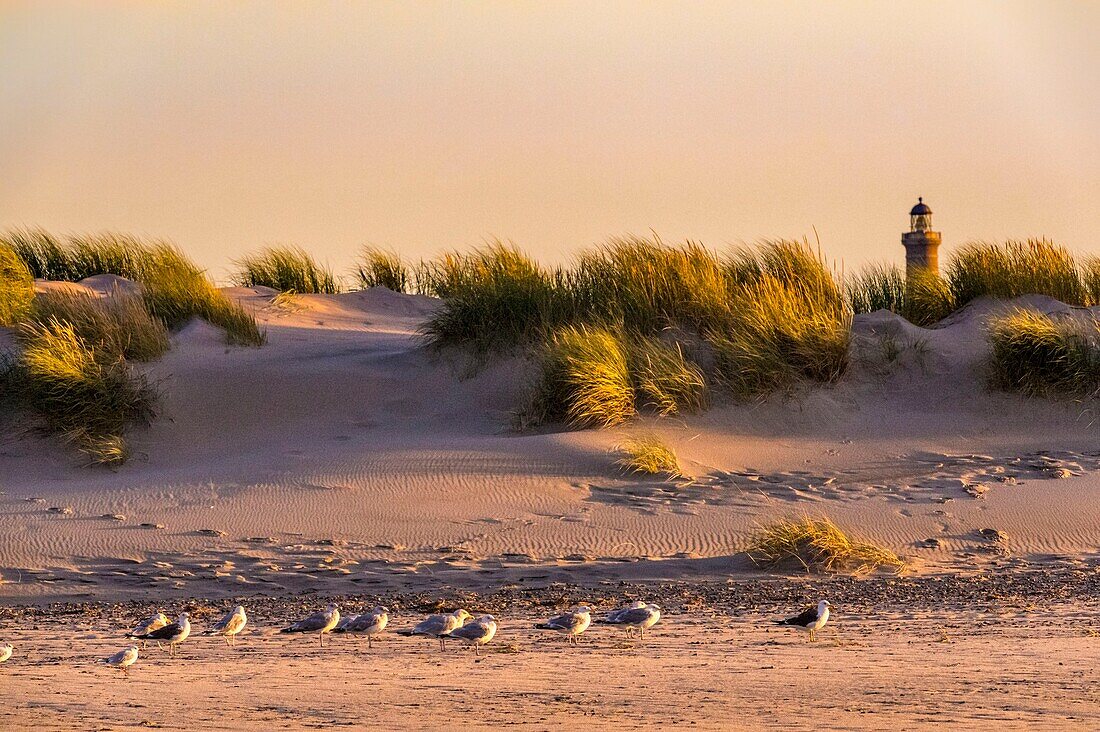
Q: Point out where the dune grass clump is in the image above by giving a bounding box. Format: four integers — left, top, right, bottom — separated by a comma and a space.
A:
947, 240, 1085, 307
748, 517, 905, 576
903, 268, 956, 326
526, 325, 635, 429
421, 244, 571, 351
1, 228, 196, 283
847, 263, 906, 316
987, 308, 1100, 397
142, 264, 265, 347
570, 236, 732, 333
17, 318, 158, 465
628, 337, 706, 416
615, 434, 681, 478
0, 242, 34, 326
27, 290, 170, 362
234, 246, 339, 294
355, 248, 410, 293
708, 270, 851, 398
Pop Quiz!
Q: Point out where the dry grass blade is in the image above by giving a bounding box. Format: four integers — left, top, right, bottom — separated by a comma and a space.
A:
748, 516, 905, 576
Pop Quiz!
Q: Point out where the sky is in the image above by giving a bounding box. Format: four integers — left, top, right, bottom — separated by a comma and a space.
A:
1, 1, 1097, 282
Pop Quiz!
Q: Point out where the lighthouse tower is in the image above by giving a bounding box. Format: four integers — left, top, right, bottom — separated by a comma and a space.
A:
901, 197, 941, 278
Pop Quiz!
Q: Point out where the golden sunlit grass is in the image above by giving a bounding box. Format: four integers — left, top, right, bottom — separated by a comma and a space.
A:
16, 318, 158, 466
142, 263, 265, 347
747, 516, 905, 576
426, 237, 849, 423
846, 263, 905, 316
420, 243, 568, 351
628, 337, 706, 416
526, 325, 635, 429
234, 246, 339, 294
28, 290, 170, 363
709, 273, 851, 398
1, 228, 196, 283
947, 239, 1086, 307
615, 434, 681, 478
0, 242, 34, 326
355, 247, 410, 292
987, 308, 1100, 397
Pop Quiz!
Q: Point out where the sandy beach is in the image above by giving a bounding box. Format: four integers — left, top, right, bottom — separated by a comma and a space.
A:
2, 284, 1099, 729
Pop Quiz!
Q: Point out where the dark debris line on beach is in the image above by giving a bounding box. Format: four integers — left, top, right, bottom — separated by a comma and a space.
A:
2, 566, 1097, 626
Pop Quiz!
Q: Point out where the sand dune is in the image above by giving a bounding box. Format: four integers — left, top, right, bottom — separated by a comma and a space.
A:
1, 283, 1099, 602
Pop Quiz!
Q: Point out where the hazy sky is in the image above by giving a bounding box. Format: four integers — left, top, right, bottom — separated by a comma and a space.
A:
1, 1, 1097, 281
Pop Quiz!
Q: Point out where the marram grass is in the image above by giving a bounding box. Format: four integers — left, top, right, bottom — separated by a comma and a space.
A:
142, 263, 265, 347
356, 248, 410, 293
986, 308, 1100, 397
947, 239, 1085, 307
526, 325, 635, 429
628, 337, 706, 416
615, 434, 682, 478
28, 290, 170, 363
17, 318, 158, 465
234, 246, 339, 294
0, 242, 34, 326
748, 517, 905, 576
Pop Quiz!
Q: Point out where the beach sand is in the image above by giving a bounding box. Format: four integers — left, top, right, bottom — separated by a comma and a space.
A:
1, 281, 1098, 728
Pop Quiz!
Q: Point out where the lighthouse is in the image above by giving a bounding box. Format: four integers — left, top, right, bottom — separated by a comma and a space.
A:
901, 197, 941, 278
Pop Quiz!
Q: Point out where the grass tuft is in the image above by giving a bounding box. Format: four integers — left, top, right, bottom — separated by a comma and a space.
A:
16, 318, 158, 463
27, 290, 170, 362
748, 516, 905, 576
847, 263, 905, 316
615, 434, 681, 478
420, 243, 568, 350
947, 240, 1085, 307
0, 242, 35, 326
142, 264, 265, 346
234, 246, 339, 294
526, 325, 635, 429
628, 337, 706, 415
355, 248, 410, 292
986, 308, 1100, 397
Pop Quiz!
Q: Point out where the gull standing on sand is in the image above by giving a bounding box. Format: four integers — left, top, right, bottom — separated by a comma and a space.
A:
281, 604, 341, 647
204, 605, 248, 646
535, 607, 592, 646
602, 601, 646, 624
128, 611, 169, 648
598, 603, 661, 639
398, 609, 472, 651
334, 606, 389, 649
0, 643, 12, 664
445, 614, 498, 656
775, 600, 832, 642
131, 613, 191, 656
103, 646, 139, 674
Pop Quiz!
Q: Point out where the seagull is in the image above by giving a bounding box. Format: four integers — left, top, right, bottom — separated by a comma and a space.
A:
600, 600, 646, 624
334, 606, 389, 649
131, 612, 190, 656
775, 600, 832, 642
0, 643, 12, 664
204, 605, 248, 646
535, 606, 592, 646
597, 602, 661, 639
128, 611, 169, 648
398, 609, 472, 651
444, 614, 497, 656
103, 646, 139, 674
280, 604, 340, 647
